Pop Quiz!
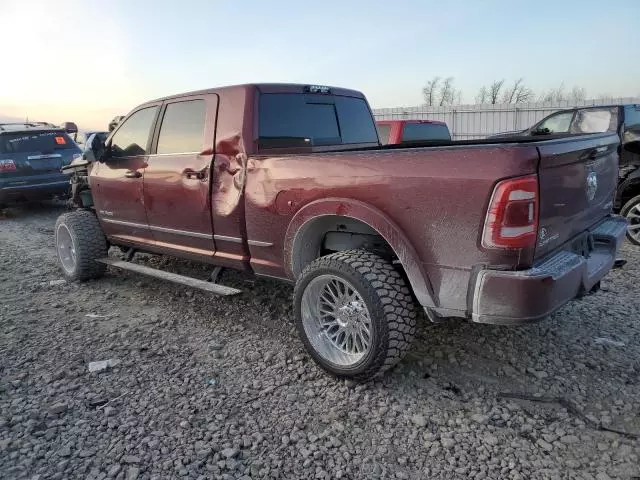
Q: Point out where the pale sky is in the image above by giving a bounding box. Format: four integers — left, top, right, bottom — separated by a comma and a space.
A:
1, 0, 639, 130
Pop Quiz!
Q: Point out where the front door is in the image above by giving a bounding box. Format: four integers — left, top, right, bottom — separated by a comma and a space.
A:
142, 96, 216, 258
92, 105, 160, 244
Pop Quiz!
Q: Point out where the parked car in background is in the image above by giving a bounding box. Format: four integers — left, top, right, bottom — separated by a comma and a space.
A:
376, 119, 451, 145
0, 122, 82, 208
76, 131, 110, 150
488, 105, 640, 244
55, 83, 626, 380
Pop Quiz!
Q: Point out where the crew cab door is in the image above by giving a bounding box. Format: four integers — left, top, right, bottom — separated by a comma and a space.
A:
91, 105, 159, 243
142, 96, 216, 257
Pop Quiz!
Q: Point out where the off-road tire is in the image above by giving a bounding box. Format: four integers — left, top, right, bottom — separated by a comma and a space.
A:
621, 194, 640, 246
55, 210, 107, 281
294, 250, 418, 381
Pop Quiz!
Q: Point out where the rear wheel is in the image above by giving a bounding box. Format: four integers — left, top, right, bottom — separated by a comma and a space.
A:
621, 194, 640, 246
294, 250, 417, 381
55, 210, 107, 281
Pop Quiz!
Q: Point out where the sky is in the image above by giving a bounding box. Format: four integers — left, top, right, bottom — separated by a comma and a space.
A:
1, 0, 639, 130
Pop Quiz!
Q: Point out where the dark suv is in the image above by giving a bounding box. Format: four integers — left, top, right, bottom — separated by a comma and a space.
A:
0, 123, 82, 208
490, 105, 640, 244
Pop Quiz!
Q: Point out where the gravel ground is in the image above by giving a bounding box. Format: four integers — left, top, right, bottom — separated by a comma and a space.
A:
1, 203, 640, 480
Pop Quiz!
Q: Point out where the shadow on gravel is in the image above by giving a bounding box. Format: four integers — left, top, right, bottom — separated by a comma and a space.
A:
0, 200, 67, 220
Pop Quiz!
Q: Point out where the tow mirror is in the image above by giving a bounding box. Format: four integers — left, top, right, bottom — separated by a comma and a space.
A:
85, 134, 106, 163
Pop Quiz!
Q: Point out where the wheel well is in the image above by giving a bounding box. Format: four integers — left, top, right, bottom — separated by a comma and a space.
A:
290, 216, 396, 278
619, 179, 640, 210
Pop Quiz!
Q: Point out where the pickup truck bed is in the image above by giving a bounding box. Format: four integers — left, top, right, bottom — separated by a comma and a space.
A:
55, 83, 627, 380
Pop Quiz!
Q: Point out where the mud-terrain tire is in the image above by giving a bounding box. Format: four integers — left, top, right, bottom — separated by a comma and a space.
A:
55, 210, 107, 281
294, 250, 418, 381
621, 194, 640, 246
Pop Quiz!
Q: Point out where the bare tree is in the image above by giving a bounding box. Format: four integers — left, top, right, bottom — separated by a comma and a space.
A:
422, 76, 440, 106
488, 79, 505, 104
501, 78, 534, 104
540, 83, 566, 103
568, 86, 587, 103
454, 89, 463, 105
439, 77, 455, 106
475, 86, 488, 104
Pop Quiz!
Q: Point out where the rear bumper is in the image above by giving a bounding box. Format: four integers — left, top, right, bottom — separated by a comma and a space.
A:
0, 175, 69, 203
471, 215, 627, 325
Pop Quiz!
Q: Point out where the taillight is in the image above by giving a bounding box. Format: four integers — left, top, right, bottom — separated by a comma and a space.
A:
0, 159, 17, 173
482, 175, 538, 249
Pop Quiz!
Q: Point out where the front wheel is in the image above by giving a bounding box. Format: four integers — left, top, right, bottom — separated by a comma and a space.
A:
294, 250, 417, 381
55, 210, 107, 281
621, 194, 640, 246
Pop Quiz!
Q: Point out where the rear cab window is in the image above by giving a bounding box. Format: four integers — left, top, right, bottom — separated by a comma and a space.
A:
258, 92, 379, 150
401, 123, 451, 142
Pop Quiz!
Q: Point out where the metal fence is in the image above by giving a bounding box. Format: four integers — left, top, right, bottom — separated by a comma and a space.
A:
373, 97, 640, 140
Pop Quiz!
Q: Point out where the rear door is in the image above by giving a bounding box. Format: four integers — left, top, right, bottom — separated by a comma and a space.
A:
0, 130, 80, 181
143, 95, 216, 257
535, 132, 619, 258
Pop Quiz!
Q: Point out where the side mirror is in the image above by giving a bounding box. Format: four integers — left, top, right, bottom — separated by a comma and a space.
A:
85, 134, 107, 163
531, 126, 550, 135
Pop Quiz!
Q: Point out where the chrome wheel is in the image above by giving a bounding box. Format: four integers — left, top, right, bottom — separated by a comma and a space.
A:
300, 274, 372, 367
626, 203, 640, 243
56, 223, 77, 274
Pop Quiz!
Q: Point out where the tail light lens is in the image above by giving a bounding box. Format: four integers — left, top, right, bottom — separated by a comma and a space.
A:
0, 159, 17, 172
482, 175, 539, 249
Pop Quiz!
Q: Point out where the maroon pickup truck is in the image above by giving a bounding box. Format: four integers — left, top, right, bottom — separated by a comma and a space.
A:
55, 83, 627, 380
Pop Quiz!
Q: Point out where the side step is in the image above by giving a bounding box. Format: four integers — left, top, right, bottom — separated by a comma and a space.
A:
97, 258, 242, 296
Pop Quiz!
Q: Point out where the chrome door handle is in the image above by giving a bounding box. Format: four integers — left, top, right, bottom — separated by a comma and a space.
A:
183, 168, 207, 180
124, 170, 142, 178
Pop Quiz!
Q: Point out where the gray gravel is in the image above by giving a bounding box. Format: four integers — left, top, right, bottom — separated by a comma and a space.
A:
1, 203, 640, 479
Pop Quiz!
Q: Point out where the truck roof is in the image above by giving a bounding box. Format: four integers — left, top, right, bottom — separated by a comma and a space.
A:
141, 83, 366, 106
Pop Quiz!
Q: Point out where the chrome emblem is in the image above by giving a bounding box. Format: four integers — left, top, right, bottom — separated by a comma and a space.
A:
586, 172, 598, 202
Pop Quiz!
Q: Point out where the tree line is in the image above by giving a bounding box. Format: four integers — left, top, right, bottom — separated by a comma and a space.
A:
422, 76, 590, 106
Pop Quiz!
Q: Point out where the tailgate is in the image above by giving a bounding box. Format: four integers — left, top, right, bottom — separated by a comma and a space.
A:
535, 132, 619, 259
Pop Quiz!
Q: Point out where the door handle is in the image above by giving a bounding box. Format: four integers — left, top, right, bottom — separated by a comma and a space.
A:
124, 170, 142, 178
183, 167, 207, 180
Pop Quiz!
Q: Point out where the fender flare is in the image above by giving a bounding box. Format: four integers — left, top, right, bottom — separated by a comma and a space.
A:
283, 197, 436, 308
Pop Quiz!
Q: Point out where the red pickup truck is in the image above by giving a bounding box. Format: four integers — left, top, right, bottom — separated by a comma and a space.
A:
55, 83, 627, 380
376, 119, 451, 145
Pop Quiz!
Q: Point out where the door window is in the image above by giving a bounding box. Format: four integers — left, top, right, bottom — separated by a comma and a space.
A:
110, 106, 158, 157
156, 100, 206, 154
571, 108, 617, 134
536, 111, 573, 134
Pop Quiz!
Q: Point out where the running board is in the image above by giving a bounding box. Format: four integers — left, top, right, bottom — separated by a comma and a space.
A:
97, 258, 242, 296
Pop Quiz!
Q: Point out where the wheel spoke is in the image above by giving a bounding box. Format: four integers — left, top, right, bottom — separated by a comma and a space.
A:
628, 224, 640, 231
301, 274, 374, 366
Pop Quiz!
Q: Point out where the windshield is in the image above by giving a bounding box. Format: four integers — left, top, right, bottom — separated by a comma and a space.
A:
0, 131, 78, 154
258, 93, 379, 149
